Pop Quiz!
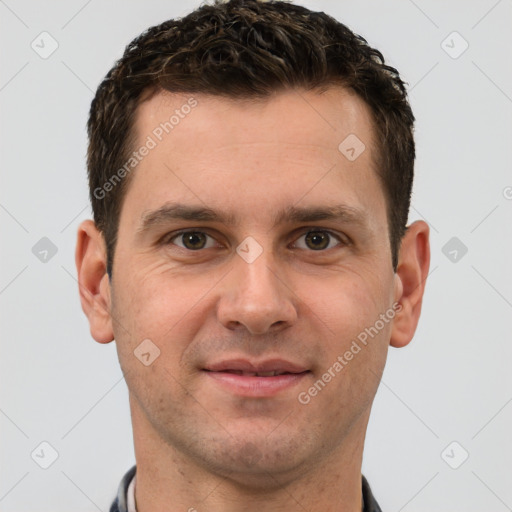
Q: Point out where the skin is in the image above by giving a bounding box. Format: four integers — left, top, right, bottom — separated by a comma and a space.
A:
76, 87, 430, 512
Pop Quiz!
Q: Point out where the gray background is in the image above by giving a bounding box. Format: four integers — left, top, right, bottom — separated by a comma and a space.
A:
1, 0, 511, 510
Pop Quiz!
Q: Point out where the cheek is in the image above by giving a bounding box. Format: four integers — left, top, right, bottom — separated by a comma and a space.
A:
110, 273, 203, 405
109, 270, 201, 369
304, 270, 392, 390
118, 263, 209, 334
304, 269, 389, 338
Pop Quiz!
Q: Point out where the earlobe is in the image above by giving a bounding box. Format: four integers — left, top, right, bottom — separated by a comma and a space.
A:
75, 220, 114, 344
390, 220, 430, 348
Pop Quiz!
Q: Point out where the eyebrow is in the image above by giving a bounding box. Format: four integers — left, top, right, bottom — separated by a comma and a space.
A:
137, 201, 369, 235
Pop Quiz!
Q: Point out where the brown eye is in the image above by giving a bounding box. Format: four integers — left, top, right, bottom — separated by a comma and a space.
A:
168, 231, 216, 250
294, 230, 343, 251
305, 231, 329, 250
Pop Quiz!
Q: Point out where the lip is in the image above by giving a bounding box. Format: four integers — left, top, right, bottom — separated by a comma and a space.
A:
204, 358, 309, 374
203, 358, 311, 397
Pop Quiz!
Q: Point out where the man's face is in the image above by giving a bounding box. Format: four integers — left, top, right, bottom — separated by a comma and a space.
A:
109, 87, 401, 482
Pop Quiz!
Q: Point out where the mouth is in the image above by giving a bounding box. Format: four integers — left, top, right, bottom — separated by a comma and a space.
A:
207, 369, 306, 377
202, 359, 311, 397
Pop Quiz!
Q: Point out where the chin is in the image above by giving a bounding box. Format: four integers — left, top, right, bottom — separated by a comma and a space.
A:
195, 432, 316, 489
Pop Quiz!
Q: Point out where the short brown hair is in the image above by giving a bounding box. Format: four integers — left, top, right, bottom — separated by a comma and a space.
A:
87, 0, 415, 276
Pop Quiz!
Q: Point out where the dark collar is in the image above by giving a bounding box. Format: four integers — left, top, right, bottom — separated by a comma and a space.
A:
110, 466, 382, 512
109, 465, 136, 512
362, 474, 383, 512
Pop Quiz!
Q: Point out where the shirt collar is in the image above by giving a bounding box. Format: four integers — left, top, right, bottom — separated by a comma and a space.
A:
111, 466, 382, 512
126, 470, 137, 512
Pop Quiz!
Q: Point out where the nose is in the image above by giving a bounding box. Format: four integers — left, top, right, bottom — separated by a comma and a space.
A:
216, 248, 298, 336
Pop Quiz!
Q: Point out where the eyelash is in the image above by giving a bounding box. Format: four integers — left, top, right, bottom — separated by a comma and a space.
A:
162, 228, 349, 252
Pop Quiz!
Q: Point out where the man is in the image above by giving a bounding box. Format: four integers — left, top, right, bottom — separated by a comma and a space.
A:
75, 0, 430, 510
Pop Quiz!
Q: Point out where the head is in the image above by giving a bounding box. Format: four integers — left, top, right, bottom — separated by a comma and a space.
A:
77, 0, 429, 489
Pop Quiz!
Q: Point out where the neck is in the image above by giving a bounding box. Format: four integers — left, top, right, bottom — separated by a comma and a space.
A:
130, 397, 369, 512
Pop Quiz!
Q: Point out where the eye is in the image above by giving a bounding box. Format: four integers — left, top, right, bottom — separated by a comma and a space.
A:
163, 228, 347, 253
166, 231, 218, 251
292, 230, 344, 251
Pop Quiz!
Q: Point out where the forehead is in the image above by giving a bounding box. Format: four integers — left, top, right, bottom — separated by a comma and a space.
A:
122, 86, 386, 231
136, 86, 377, 157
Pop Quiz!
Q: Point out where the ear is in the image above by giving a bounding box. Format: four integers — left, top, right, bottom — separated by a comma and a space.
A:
390, 220, 430, 348
75, 219, 114, 344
